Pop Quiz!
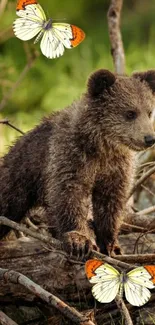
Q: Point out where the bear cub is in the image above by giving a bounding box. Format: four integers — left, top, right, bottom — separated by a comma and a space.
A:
0, 69, 155, 257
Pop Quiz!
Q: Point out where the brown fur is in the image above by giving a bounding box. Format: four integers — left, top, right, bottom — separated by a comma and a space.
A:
0, 69, 155, 257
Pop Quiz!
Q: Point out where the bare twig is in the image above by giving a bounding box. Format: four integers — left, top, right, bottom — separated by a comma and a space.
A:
0, 268, 96, 325
0, 311, 18, 325
2, 217, 155, 267
122, 221, 155, 233
136, 205, 155, 216
115, 296, 133, 325
115, 253, 155, 264
126, 213, 155, 229
129, 165, 155, 198
140, 161, 155, 168
0, 119, 24, 135
141, 184, 155, 198
0, 52, 38, 112
0, 0, 8, 19
0, 216, 131, 269
107, 0, 125, 74
0, 216, 61, 250
121, 222, 148, 233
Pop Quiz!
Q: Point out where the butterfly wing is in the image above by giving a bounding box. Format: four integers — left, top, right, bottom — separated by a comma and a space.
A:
144, 265, 155, 284
124, 279, 151, 306
40, 30, 65, 59
92, 277, 120, 303
13, 3, 46, 41
13, 17, 43, 41
127, 266, 155, 288
85, 259, 120, 303
14, 3, 85, 58
16, 0, 38, 11
124, 266, 155, 306
85, 259, 104, 280
52, 23, 85, 48
16, 3, 46, 22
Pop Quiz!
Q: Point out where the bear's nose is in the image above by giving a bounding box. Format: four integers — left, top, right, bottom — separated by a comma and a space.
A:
144, 135, 155, 147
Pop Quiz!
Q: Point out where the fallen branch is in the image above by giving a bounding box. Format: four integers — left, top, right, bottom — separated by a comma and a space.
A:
0, 216, 61, 249
122, 222, 155, 234
115, 296, 133, 325
0, 216, 131, 270
0, 237, 154, 323
107, 0, 125, 74
0, 268, 96, 325
0, 119, 24, 135
136, 205, 155, 216
0, 311, 18, 325
129, 165, 155, 198
115, 253, 155, 264
1, 216, 155, 267
126, 213, 155, 229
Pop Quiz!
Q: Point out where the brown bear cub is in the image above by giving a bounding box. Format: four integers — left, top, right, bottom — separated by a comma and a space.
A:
0, 69, 155, 257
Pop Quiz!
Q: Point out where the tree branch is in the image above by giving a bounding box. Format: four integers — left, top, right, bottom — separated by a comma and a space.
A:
129, 165, 155, 198
0, 268, 96, 325
115, 296, 133, 325
107, 0, 125, 74
0, 216, 134, 270
0, 311, 18, 325
0, 119, 24, 135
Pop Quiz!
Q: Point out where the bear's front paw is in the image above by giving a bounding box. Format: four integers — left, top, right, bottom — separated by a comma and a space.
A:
99, 240, 122, 256
62, 231, 98, 259
106, 242, 122, 256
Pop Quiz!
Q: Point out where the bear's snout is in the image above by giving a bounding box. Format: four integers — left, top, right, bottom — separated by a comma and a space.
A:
144, 135, 155, 147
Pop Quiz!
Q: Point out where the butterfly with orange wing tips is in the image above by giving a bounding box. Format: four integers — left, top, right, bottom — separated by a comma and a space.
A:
85, 259, 155, 306
13, 0, 85, 59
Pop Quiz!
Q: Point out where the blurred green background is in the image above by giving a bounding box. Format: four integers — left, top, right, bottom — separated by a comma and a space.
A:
0, 0, 155, 155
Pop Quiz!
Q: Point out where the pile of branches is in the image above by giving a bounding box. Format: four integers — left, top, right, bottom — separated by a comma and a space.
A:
1, 0, 155, 324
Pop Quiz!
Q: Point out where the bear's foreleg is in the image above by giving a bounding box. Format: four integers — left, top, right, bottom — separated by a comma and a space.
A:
92, 178, 125, 256
45, 184, 98, 259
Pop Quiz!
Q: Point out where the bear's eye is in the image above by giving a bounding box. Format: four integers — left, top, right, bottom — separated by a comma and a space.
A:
125, 110, 137, 121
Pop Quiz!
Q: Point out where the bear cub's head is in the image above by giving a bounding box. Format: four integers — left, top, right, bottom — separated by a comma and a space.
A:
86, 69, 155, 151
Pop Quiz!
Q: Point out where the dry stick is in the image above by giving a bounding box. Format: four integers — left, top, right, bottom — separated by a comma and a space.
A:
136, 205, 155, 216
0, 216, 61, 250
107, 0, 125, 74
0, 269, 95, 325
0, 0, 8, 18
115, 296, 133, 325
0, 52, 38, 112
0, 310, 18, 325
0, 216, 130, 269
129, 165, 155, 198
115, 254, 155, 264
1, 217, 155, 266
0, 119, 24, 135
122, 221, 155, 233
122, 222, 150, 233
127, 213, 155, 229
141, 184, 155, 198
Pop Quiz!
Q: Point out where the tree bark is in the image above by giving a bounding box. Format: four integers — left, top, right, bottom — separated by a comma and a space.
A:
107, 0, 125, 74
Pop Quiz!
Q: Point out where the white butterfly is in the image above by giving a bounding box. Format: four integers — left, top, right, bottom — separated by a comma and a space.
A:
13, 0, 85, 59
85, 259, 155, 306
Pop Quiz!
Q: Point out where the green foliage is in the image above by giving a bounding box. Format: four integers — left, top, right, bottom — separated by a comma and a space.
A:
0, 0, 155, 154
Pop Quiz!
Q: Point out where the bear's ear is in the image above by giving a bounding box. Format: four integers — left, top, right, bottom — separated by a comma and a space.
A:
133, 70, 155, 93
87, 69, 116, 97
